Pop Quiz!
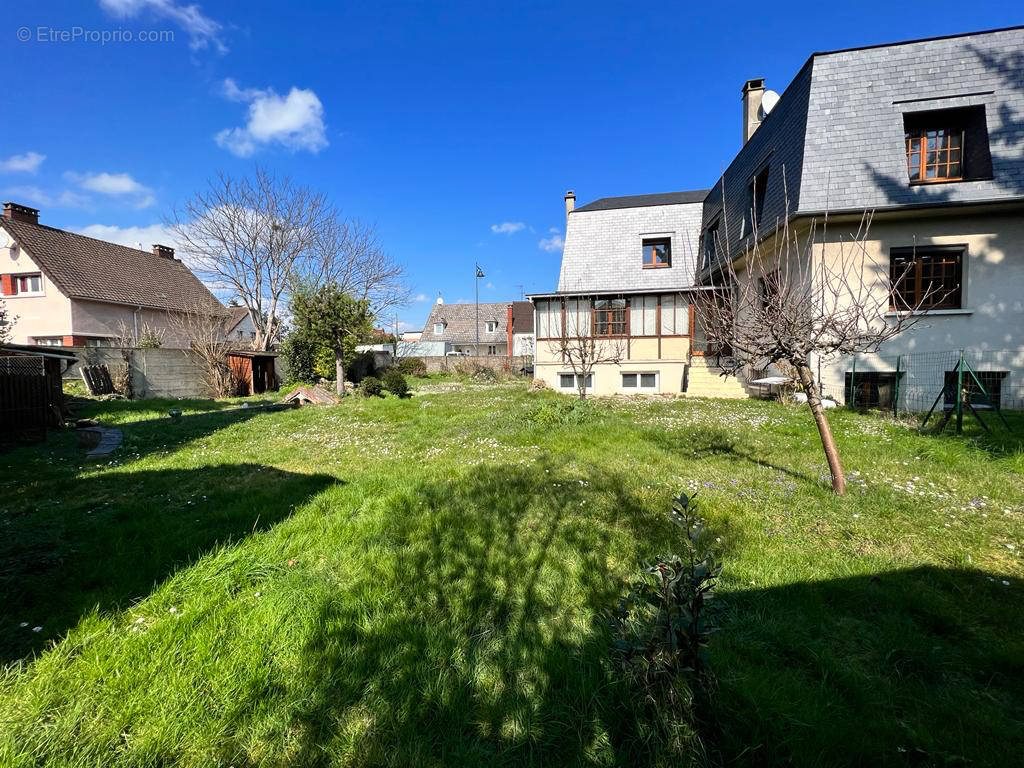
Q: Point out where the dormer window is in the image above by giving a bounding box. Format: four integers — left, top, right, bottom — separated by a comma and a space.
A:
642, 238, 671, 269
903, 105, 991, 185
485, 320, 498, 333
433, 322, 445, 335
702, 217, 721, 268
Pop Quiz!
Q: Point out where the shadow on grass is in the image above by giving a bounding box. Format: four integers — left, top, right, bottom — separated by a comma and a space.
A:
0, 463, 336, 664
285, 461, 701, 767
710, 566, 1024, 767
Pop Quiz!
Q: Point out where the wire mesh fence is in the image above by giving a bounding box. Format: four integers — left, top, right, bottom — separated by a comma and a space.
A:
818, 348, 1023, 415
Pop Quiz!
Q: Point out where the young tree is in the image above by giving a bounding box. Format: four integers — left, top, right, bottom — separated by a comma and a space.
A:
545, 298, 626, 400
166, 303, 237, 397
289, 283, 372, 395
693, 210, 939, 495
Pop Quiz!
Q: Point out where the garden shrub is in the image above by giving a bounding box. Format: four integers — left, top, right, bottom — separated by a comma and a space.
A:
396, 357, 427, 377
530, 397, 599, 425
382, 369, 409, 397
361, 376, 383, 397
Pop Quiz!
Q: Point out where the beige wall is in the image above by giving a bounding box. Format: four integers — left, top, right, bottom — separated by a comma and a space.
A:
0, 239, 72, 343
70, 300, 194, 348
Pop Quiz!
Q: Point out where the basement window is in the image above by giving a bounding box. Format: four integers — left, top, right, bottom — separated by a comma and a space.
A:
903, 106, 992, 184
559, 372, 593, 391
943, 370, 1007, 410
845, 371, 902, 410
622, 372, 658, 391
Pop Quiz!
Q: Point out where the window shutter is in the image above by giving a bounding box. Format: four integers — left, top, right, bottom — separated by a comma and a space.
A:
1, 274, 15, 296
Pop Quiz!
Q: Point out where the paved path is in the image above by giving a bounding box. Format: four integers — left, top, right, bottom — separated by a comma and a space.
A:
82, 427, 123, 459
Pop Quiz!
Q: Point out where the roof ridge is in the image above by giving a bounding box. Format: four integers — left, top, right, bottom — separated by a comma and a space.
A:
2, 217, 163, 257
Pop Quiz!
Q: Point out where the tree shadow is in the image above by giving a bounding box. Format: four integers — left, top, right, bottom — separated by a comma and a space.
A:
0, 463, 337, 664
710, 566, 1024, 766
283, 461, 704, 767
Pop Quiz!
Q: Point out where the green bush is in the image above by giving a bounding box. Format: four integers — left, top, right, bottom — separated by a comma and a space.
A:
382, 369, 409, 397
396, 357, 427, 377
361, 376, 383, 397
530, 397, 600, 425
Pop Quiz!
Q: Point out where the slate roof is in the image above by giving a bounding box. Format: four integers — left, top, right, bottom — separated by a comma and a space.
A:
421, 302, 511, 343
574, 190, 709, 213
1, 217, 224, 314
701, 25, 1024, 270
557, 197, 704, 294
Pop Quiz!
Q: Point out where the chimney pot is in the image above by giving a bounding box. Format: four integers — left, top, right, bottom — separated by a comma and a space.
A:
152, 244, 175, 259
564, 189, 576, 222
741, 78, 766, 144
2, 202, 40, 225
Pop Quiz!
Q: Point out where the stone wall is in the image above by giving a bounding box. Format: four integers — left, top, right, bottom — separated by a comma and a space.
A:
420, 355, 531, 374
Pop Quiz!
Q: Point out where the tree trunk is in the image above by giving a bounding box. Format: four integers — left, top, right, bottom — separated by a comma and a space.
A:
796, 362, 846, 495
335, 351, 346, 395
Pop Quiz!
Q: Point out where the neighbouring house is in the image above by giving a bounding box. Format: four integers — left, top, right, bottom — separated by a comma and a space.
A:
534, 25, 1024, 406
507, 301, 535, 358
226, 306, 258, 346
0, 202, 225, 349
418, 298, 534, 357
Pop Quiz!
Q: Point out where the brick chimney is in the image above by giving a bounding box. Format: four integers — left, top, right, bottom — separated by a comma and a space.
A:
742, 78, 765, 144
2, 202, 40, 225
564, 190, 575, 222
152, 244, 175, 259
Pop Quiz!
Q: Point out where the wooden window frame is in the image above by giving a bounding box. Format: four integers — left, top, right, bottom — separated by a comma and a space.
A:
889, 246, 964, 311
905, 128, 964, 184
592, 298, 627, 337
642, 237, 672, 270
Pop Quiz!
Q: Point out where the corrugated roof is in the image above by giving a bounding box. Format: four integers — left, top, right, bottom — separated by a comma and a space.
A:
1, 217, 224, 314
573, 190, 709, 213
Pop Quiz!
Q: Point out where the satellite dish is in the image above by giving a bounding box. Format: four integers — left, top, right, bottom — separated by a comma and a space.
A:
759, 90, 780, 119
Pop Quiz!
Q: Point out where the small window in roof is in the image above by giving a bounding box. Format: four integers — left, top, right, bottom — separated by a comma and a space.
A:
903, 106, 991, 184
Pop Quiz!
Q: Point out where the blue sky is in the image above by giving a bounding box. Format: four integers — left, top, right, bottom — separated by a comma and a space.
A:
1, 2, 1019, 332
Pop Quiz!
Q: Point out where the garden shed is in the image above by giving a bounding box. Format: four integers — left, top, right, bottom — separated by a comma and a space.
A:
227, 350, 279, 396
0, 343, 77, 432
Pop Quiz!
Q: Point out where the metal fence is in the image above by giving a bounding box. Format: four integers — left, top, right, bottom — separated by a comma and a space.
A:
0, 355, 48, 437
819, 348, 1023, 415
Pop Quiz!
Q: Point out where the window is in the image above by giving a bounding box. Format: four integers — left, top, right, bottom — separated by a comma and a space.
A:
485, 320, 498, 333
487, 345, 497, 355
593, 298, 626, 336
903, 106, 992, 184
5, 272, 43, 296
660, 294, 689, 335
748, 166, 769, 230
702, 217, 721, 268
845, 372, 902, 409
558, 372, 592, 390
433, 322, 445, 335
564, 298, 591, 338
629, 295, 657, 336
535, 299, 563, 338
642, 238, 671, 269
890, 246, 963, 311
944, 370, 1007, 410
33, 337, 63, 347
622, 372, 658, 391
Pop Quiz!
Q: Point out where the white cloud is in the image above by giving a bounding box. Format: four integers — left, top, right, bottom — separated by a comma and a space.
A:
2, 185, 91, 209
98, 0, 226, 52
76, 223, 176, 250
413, 293, 429, 302
491, 221, 525, 235
65, 171, 155, 208
485, 282, 495, 290
538, 233, 564, 252
215, 79, 328, 157
0, 152, 46, 174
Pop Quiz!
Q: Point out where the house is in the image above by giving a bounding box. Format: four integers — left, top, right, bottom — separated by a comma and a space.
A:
420, 298, 534, 357
507, 301, 535, 357
0, 202, 225, 348
534, 25, 1024, 405
226, 306, 258, 346
531, 190, 747, 397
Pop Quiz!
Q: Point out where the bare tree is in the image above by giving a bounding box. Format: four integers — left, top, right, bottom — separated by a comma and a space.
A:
166, 304, 237, 398
693, 206, 940, 495
167, 167, 333, 351
545, 298, 626, 400
0, 299, 15, 345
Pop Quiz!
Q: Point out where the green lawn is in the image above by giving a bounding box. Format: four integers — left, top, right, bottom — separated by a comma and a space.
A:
1, 380, 1022, 767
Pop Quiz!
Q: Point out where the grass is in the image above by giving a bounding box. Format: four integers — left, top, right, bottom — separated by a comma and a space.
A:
1, 379, 1022, 766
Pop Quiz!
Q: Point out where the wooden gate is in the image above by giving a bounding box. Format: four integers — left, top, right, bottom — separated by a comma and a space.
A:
0, 355, 48, 435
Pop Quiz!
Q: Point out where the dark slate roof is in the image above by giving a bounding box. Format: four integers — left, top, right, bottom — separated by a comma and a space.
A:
701, 25, 1024, 273
508, 301, 533, 333
574, 190, 709, 213
422, 302, 510, 343
1, 217, 224, 314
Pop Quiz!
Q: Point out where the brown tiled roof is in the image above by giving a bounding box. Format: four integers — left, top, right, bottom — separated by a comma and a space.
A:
508, 301, 533, 334
226, 305, 249, 330
1, 218, 224, 314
